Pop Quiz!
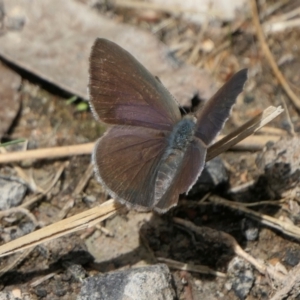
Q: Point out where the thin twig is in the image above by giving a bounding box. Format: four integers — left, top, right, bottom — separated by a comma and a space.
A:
281, 95, 295, 136
208, 195, 300, 240
259, 0, 290, 19
225, 199, 286, 207
73, 163, 94, 196
217, 134, 280, 151
229, 180, 256, 193
0, 207, 39, 226
0, 248, 34, 277
0, 107, 283, 165
56, 198, 75, 221
0, 146, 44, 193
0, 199, 121, 257
113, 0, 213, 17
270, 262, 300, 300
207, 106, 284, 161
30, 271, 61, 287
264, 18, 300, 33
173, 217, 285, 282
257, 126, 287, 136
187, 17, 209, 64
157, 257, 226, 278
0, 142, 94, 164
197, 40, 230, 68
20, 161, 68, 208
265, 6, 300, 23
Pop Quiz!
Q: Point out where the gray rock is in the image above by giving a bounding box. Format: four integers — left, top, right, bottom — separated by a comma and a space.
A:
256, 136, 300, 198
189, 157, 228, 196
241, 218, 259, 241
225, 257, 254, 300
0, 176, 27, 210
0, 291, 20, 300
77, 264, 175, 300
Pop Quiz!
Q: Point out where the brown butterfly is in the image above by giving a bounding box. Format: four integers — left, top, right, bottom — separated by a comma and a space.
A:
89, 38, 247, 213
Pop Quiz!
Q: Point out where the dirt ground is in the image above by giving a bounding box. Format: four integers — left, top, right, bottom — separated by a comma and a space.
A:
1, 0, 300, 299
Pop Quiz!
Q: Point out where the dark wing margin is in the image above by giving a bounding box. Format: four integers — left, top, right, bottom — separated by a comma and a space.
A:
93, 126, 168, 211
154, 137, 207, 213
89, 38, 181, 131
195, 69, 248, 146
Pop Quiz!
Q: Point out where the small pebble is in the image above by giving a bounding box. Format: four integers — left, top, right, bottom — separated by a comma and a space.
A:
78, 264, 175, 300
226, 257, 254, 300
241, 218, 259, 241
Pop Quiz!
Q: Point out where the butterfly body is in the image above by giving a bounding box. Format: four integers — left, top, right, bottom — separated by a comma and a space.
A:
89, 38, 248, 213
155, 116, 205, 205
167, 116, 196, 151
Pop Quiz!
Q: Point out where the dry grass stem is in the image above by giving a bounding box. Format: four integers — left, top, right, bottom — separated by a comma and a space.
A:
208, 195, 300, 240
0, 107, 283, 165
73, 163, 94, 196
197, 40, 230, 68
0, 207, 38, 226
266, 6, 300, 23
0, 146, 44, 193
30, 271, 61, 288
217, 134, 280, 151
0, 199, 121, 257
270, 262, 300, 300
281, 96, 295, 135
56, 198, 75, 221
173, 217, 285, 282
0, 248, 34, 278
112, 0, 211, 16
0, 142, 94, 164
157, 257, 226, 278
257, 126, 287, 136
229, 180, 256, 193
20, 162, 69, 208
227, 199, 285, 207
207, 106, 284, 161
264, 18, 300, 33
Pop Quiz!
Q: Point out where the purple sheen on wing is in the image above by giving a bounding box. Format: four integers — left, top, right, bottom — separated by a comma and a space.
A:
89, 38, 181, 131
114, 104, 175, 131
93, 125, 168, 210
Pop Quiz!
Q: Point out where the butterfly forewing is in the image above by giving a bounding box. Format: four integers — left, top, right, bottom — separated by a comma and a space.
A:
93, 126, 169, 210
154, 137, 207, 213
195, 69, 248, 146
89, 38, 181, 131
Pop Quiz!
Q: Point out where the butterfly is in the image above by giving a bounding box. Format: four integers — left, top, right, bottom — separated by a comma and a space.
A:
89, 38, 247, 213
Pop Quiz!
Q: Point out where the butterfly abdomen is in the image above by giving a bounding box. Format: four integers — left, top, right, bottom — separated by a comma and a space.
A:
154, 116, 197, 204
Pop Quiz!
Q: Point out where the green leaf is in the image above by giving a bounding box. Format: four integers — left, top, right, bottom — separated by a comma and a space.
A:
76, 102, 89, 112
0, 139, 26, 147
66, 95, 78, 104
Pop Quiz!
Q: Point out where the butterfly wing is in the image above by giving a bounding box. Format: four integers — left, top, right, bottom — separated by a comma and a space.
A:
93, 126, 169, 211
195, 69, 248, 145
154, 137, 207, 213
89, 38, 181, 131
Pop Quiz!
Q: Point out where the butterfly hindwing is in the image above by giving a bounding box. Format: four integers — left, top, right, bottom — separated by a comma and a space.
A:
93, 125, 169, 210
195, 69, 248, 145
